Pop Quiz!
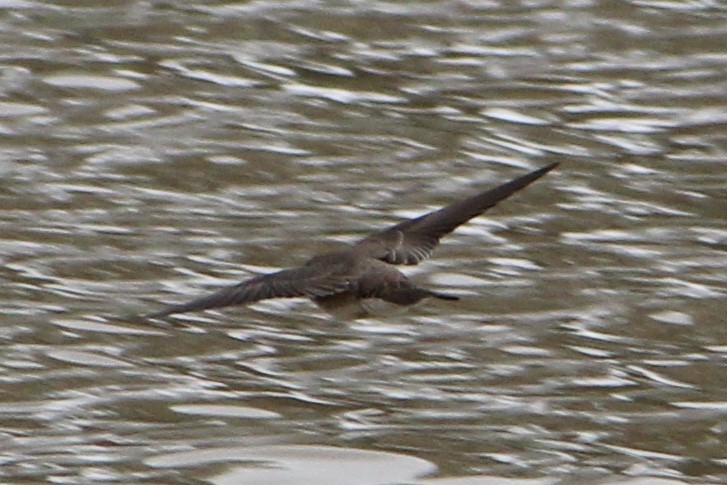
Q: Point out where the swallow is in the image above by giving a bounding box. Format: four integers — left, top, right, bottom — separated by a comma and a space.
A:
144, 163, 557, 320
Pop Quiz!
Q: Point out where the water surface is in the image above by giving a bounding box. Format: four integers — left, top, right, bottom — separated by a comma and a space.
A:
1, 1, 726, 484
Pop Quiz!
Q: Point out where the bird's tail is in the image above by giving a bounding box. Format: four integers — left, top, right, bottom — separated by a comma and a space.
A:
428, 290, 460, 301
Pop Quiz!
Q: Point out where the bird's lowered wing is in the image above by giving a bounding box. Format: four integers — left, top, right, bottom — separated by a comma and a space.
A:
353, 163, 558, 265
145, 264, 352, 319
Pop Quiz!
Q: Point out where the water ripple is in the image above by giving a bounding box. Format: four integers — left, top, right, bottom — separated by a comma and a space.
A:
1, 0, 725, 483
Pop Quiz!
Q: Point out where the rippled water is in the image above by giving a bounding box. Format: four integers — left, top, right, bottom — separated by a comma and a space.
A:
1, 1, 726, 484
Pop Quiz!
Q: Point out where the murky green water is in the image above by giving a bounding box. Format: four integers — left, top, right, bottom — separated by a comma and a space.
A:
1, 1, 725, 484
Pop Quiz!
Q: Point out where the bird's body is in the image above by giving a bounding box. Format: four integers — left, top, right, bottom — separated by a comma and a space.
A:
145, 163, 557, 320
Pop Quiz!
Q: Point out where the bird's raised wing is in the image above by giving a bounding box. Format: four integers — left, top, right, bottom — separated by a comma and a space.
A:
145, 264, 352, 319
353, 163, 558, 265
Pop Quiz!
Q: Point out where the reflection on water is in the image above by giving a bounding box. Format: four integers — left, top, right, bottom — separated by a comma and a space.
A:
1, 0, 726, 484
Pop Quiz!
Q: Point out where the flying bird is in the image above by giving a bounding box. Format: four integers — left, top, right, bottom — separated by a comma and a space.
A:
145, 163, 557, 319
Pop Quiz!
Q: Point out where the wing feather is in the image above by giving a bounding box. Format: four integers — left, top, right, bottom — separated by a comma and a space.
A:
354, 163, 558, 264
145, 265, 352, 318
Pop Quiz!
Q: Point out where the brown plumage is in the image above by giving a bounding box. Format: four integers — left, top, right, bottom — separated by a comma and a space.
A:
145, 163, 557, 319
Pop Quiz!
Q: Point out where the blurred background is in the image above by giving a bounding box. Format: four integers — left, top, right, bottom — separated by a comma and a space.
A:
0, 1, 725, 484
